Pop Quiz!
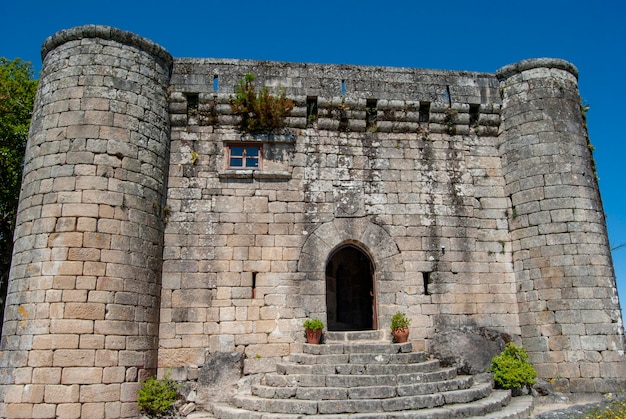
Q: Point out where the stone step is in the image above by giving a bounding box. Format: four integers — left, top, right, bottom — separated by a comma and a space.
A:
396, 366, 458, 385
303, 342, 412, 355
252, 375, 475, 400
276, 358, 440, 376
324, 330, 387, 342
441, 381, 493, 404
348, 352, 430, 365
397, 375, 473, 396
264, 366, 458, 388
477, 395, 533, 419
212, 404, 300, 419
287, 351, 429, 365
213, 395, 532, 419
370, 390, 515, 419
227, 386, 511, 417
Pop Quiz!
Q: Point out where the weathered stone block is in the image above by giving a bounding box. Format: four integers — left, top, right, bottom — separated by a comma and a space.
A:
5, 404, 33, 419
32, 403, 56, 419
44, 384, 80, 403
64, 303, 105, 320
56, 403, 81, 419
79, 384, 120, 403
80, 403, 105, 419
52, 350, 95, 367
61, 367, 103, 384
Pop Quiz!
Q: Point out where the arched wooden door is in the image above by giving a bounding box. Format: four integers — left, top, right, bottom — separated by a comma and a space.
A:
325, 244, 377, 331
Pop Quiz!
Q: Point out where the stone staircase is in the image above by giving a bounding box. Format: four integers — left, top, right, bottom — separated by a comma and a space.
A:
212, 331, 533, 418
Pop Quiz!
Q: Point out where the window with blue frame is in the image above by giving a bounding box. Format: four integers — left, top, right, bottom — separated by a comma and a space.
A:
228, 144, 260, 169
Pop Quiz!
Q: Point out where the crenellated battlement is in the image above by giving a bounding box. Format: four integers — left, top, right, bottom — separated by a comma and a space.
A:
168, 58, 502, 136
169, 91, 502, 136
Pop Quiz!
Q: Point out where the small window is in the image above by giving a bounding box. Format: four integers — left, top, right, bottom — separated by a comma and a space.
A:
469, 104, 480, 127
306, 96, 318, 126
419, 102, 430, 123
229, 144, 260, 169
366, 99, 377, 130
186, 93, 199, 117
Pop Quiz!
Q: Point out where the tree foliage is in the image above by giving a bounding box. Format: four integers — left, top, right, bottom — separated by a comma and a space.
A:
0, 58, 38, 324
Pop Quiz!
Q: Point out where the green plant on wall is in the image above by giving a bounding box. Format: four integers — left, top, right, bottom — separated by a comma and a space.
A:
230, 73, 293, 133
488, 342, 537, 390
444, 108, 458, 135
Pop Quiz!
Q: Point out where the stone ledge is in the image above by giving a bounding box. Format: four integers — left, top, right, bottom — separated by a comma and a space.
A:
217, 170, 291, 180
496, 58, 578, 81
41, 25, 173, 69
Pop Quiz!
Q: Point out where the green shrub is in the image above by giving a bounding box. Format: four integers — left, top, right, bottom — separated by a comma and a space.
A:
390, 311, 410, 330
488, 342, 537, 390
137, 374, 179, 416
303, 318, 324, 331
230, 73, 293, 133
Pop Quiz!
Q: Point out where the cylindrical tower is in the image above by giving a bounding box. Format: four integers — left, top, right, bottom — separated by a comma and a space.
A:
0, 26, 172, 418
498, 58, 626, 392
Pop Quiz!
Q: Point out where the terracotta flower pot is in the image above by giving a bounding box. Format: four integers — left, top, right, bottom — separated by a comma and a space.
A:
305, 328, 322, 344
392, 327, 409, 343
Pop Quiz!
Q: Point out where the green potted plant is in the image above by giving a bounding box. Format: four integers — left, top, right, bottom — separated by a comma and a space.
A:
390, 311, 411, 343
303, 318, 324, 344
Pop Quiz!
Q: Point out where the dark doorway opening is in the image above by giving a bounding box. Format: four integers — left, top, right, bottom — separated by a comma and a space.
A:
326, 244, 376, 331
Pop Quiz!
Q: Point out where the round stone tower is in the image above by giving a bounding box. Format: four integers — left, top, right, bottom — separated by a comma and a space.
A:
0, 26, 172, 418
497, 58, 626, 392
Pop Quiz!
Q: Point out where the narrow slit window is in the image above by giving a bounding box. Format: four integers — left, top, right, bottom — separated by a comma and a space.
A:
418, 102, 430, 123
366, 99, 377, 130
341, 80, 346, 96
228, 144, 260, 169
423, 272, 431, 295
213, 75, 219, 92
252, 272, 257, 298
186, 93, 199, 117
306, 96, 318, 126
469, 104, 480, 127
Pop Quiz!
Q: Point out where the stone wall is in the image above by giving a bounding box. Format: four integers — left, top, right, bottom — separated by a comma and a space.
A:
162, 59, 519, 375
1, 25, 624, 418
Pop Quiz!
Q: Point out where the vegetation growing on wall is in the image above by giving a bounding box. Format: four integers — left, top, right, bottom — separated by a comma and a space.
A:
230, 73, 293, 133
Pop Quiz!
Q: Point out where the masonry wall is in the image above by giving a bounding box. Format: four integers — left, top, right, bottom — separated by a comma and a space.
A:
160, 60, 519, 376
1, 25, 625, 419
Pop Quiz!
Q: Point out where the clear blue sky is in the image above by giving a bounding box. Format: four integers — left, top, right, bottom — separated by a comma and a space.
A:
2, 0, 626, 316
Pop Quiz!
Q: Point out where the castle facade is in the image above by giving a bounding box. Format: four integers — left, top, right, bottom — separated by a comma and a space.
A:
1, 25, 624, 418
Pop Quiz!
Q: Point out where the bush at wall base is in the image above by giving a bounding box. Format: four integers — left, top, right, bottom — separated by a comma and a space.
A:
137, 374, 180, 416
488, 342, 537, 392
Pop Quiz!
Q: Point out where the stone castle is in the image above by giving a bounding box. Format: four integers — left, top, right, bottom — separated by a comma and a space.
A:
1, 25, 625, 418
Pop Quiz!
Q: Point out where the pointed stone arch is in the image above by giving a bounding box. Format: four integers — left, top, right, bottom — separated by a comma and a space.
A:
298, 218, 405, 329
